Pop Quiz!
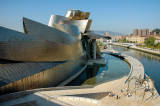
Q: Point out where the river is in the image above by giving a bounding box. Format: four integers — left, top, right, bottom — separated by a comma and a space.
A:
110, 45, 160, 94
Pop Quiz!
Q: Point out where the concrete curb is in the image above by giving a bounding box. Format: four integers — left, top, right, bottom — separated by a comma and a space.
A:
124, 63, 133, 83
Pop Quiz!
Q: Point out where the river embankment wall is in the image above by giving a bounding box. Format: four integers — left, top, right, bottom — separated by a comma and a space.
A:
111, 43, 160, 56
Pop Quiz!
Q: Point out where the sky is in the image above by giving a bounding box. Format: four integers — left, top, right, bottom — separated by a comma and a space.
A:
0, 0, 160, 35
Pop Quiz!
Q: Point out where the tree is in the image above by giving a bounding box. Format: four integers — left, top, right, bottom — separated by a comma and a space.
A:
144, 37, 155, 47
122, 38, 126, 43
156, 43, 160, 49
152, 28, 160, 33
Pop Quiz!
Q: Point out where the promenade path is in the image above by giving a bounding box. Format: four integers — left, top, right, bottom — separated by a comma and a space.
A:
1, 49, 160, 106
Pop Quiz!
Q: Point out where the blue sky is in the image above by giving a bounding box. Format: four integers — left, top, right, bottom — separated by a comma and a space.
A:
0, 0, 160, 34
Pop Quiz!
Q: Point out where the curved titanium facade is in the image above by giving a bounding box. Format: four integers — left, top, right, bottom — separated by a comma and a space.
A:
48, 15, 81, 39
51, 24, 80, 39
48, 15, 69, 25
23, 17, 76, 45
63, 20, 91, 33
0, 26, 83, 62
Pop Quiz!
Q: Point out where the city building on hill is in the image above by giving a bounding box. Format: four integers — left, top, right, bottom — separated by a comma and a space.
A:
120, 36, 126, 39
154, 32, 157, 36
142, 29, 149, 36
129, 29, 160, 44
133, 29, 138, 36
133, 29, 149, 36
106, 32, 109, 36
97, 32, 122, 43
106, 32, 121, 42
138, 30, 142, 36
155, 39, 160, 44
111, 35, 121, 42
154, 35, 160, 44
106, 32, 112, 37
147, 35, 160, 44
129, 33, 132, 36
96, 38, 105, 43
149, 30, 153, 35
126, 36, 147, 44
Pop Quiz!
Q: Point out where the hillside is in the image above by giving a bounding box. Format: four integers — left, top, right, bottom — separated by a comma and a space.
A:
93, 30, 125, 36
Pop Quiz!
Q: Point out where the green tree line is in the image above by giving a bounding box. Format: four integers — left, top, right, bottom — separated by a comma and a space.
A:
144, 37, 160, 49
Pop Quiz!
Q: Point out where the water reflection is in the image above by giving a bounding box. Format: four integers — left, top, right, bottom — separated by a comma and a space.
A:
66, 65, 100, 86
110, 45, 160, 93
67, 54, 130, 86
94, 54, 129, 84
